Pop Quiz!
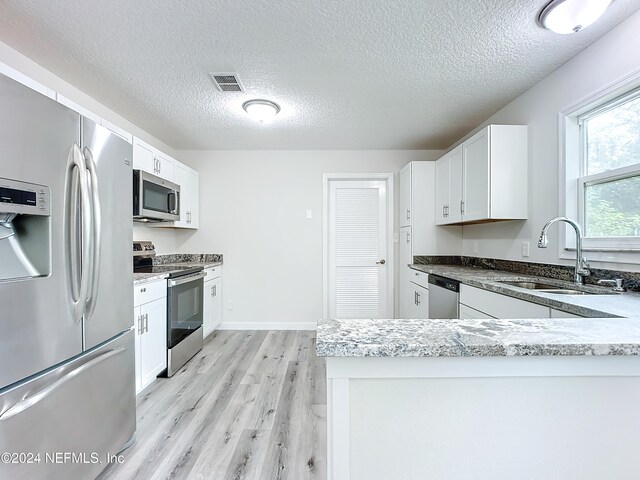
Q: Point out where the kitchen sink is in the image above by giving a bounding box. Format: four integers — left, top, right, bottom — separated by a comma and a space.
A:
496, 280, 610, 295
539, 289, 591, 295
497, 281, 559, 290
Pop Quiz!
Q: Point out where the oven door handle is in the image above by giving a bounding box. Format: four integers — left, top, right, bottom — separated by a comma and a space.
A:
167, 272, 206, 287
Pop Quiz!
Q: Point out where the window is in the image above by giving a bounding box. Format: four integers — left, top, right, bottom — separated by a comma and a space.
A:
577, 87, 640, 246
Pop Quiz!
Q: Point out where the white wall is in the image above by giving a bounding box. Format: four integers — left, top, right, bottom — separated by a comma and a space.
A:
176, 150, 443, 327
458, 10, 640, 272
0, 40, 180, 254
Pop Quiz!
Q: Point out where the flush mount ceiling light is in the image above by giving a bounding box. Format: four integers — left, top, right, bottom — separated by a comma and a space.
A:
242, 99, 281, 123
537, 0, 612, 34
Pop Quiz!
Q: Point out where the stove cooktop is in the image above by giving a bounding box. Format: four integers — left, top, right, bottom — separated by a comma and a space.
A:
133, 265, 204, 278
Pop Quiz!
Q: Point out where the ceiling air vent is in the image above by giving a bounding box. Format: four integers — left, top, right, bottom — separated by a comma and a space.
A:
210, 73, 244, 92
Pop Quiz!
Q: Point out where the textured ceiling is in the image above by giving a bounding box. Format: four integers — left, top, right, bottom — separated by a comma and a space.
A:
0, 0, 639, 150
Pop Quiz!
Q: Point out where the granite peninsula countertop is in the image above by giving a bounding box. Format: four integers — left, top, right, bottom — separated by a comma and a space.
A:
316, 317, 640, 357
409, 264, 640, 319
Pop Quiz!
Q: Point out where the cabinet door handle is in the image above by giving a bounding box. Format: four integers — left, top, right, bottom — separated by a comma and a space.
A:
157, 159, 161, 174
406, 209, 410, 221
406, 233, 411, 243
416, 292, 420, 306
460, 201, 464, 215
137, 315, 142, 334
414, 291, 417, 305
213, 284, 217, 296
144, 314, 149, 333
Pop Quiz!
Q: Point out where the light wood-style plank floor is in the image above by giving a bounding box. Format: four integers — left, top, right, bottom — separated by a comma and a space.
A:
99, 330, 326, 480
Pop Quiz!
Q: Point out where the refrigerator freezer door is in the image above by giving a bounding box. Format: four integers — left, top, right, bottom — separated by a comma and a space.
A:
81, 118, 134, 350
0, 74, 83, 389
0, 329, 136, 480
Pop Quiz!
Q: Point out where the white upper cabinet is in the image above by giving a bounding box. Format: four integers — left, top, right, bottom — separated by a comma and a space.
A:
132, 138, 155, 174
462, 130, 489, 222
132, 137, 175, 182
399, 161, 442, 254
173, 162, 199, 229
155, 151, 175, 182
435, 146, 463, 224
0, 62, 55, 99
436, 125, 527, 225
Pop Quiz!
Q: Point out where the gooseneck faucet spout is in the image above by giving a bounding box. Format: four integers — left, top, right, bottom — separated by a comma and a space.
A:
538, 216, 591, 285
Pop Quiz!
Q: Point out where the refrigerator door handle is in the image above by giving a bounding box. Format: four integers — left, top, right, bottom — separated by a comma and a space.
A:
66, 143, 92, 323
83, 147, 102, 321
0, 346, 127, 421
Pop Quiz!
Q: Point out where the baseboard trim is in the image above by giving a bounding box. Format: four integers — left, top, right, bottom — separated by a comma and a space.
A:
217, 321, 316, 331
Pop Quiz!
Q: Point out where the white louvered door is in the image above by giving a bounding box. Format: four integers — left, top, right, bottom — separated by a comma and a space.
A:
328, 180, 389, 319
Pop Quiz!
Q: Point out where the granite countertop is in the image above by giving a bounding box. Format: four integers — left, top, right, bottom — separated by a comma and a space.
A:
409, 264, 640, 318
133, 272, 170, 285
316, 317, 640, 357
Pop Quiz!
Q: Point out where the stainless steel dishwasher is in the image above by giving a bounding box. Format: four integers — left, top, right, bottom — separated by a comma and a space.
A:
428, 274, 460, 319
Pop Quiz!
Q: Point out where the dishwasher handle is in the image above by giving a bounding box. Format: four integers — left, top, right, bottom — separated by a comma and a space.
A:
428, 274, 460, 293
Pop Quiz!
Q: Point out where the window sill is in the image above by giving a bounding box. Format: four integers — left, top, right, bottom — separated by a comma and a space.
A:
561, 248, 640, 268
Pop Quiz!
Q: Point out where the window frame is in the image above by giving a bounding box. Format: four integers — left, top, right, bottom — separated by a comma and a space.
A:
573, 86, 640, 250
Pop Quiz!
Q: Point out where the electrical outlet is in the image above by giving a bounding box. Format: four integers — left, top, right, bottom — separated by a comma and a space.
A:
522, 241, 530, 258
227, 300, 234, 311
472, 241, 479, 255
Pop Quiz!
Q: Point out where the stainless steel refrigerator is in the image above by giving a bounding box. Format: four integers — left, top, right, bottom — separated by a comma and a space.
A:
0, 73, 135, 479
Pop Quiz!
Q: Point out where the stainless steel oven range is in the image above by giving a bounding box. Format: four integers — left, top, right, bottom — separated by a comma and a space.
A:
133, 241, 204, 377
165, 268, 205, 376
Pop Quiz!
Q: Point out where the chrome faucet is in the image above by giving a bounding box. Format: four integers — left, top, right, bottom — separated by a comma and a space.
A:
538, 216, 591, 285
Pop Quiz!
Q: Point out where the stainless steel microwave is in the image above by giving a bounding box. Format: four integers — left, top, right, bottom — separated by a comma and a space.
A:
133, 170, 180, 222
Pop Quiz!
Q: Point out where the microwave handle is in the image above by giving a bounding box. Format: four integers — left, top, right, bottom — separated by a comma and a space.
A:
168, 191, 179, 215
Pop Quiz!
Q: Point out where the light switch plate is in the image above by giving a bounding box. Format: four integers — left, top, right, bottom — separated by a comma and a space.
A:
227, 300, 234, 310
522, 241, 530, 257
472, 241, 479, 255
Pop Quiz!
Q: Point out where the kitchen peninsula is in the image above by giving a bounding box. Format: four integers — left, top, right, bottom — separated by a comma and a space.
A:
317, 316, 640, 480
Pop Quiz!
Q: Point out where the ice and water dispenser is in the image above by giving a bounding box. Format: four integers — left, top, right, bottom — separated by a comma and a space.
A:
0, 177, 51, 281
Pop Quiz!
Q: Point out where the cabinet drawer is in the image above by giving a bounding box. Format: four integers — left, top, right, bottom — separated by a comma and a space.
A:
460, 284, 548, 319
134, 279, 166, 306
204, 265, 222, 280
409, 269, 429, 289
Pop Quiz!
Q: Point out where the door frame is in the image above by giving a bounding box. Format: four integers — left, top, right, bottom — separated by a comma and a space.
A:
322, 173, 395, 320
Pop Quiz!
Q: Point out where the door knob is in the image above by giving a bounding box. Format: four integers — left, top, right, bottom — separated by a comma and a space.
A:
376, 259, 386, 265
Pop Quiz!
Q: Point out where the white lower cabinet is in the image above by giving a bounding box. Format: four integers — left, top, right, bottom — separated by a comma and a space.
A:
401, 270, 429, 319
460, 284, 549, 319
203, 266, 223, 338
459, 304, 495, 319
411, 283, 429, 319
133, 280, 167, 395
459, 285, 585, 319
550, 309, 582, 318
